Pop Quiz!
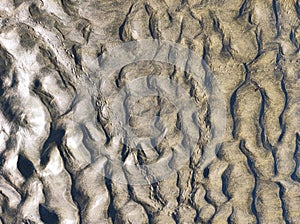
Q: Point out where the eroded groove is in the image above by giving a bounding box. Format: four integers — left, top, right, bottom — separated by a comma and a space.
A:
189, 168, 200, 222
227, 208, 234, 223
291, 133, 300, 182
104, 176, 117, 223
72, 45, 82, 69
40, 124, 65, 166
221, 165, 232, 201
172, 171, 181, 224
255, 28, 263, 58
278, 51, 288, 143
254, 83, 273, 151
176, 18, 185, 43
290, 29, 299, 49
119, 4, 135, 41
53, 131, 83, 223
277, 182, 290, 224
80, 124, 97, 163
295, 1, 300, 19
238, 0, 250, 18
70, 177, 83, 224
239, 140, 260, 224
145, 4, 160, 39
251, 80, 277, 175
151, 182, 166, 207
272, 148, 278, 176
251, 80, 278, 176
272, 0, 280, 37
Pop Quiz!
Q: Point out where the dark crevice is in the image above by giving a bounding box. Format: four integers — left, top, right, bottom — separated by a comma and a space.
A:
277, 182, 290, 224
272, 0, 280, 37
32, 85, 60, 119
189, 168, 199, 217
203, 166, 209, 178
176, 18, 185, 43
28, 3, 41, 18
221, 37, 234, 59
212, 15, 222, 34
96, 112, 111, 146
278, 124, 286, 143
127, 184, 154, 223
256, 28, 263, 58
123, 89, 130, 130
0, 192, 10, 215
230, 63, 250, 138
204, 105, 211, 130
0, 97, 28, 127
194, 209, 201, 223
215, 143, 223, 161
278, 49, 288, 143
205, 190, 217, 224
227, 207, 234, 223
239, 140, 260, 224
54, 130, 83, 223
70, 177, 83, 224
0, 139, 26, 198
272, 148, 278, 176
253, 83, 273, 151
250, 27, 263, 64
39, 204, 59, 224
136, 145, 147, 166
229, 86, 238, 139
40, 123, 65, 166
71, 45, 82, 70
276, 45, 283, 64
167, 10, 173, 23
172, 171, 181, 224
58, 73, 78, 118
254, 82, 277, 175
121, 144, 130, 162
126, 182, 135, 201
172, 211, 180, 224
32, 69, 77, 120
238, 0, 249, 18
291, 133, 300, 182
151, 182, 166, 206
117, 87, 131, 161
203, 189, 217, 209
221, 165, 232, 200
104, 169, 117, 223
257, 87, 268, 147
80, 124, 98, 163
119, 4, 134, 41
17, 154, 35, 179
175, 171, 182, 205
181, 0, 188, 5
202, 42, 210, 66
248, 11, 253, 24
295, 1, 300, 19
81, 22, 92, 43
145, 4, 160, 39
290, 29, 299, 49
60, 0, 78, 16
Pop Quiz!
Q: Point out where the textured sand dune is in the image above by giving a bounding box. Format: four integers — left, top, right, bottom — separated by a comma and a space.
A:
0, 0, 300, 223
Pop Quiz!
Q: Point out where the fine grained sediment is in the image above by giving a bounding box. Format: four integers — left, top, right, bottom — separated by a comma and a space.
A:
0, 0, 300, 223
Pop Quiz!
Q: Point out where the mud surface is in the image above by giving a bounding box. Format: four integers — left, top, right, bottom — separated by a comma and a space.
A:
0, 0, 300, 223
